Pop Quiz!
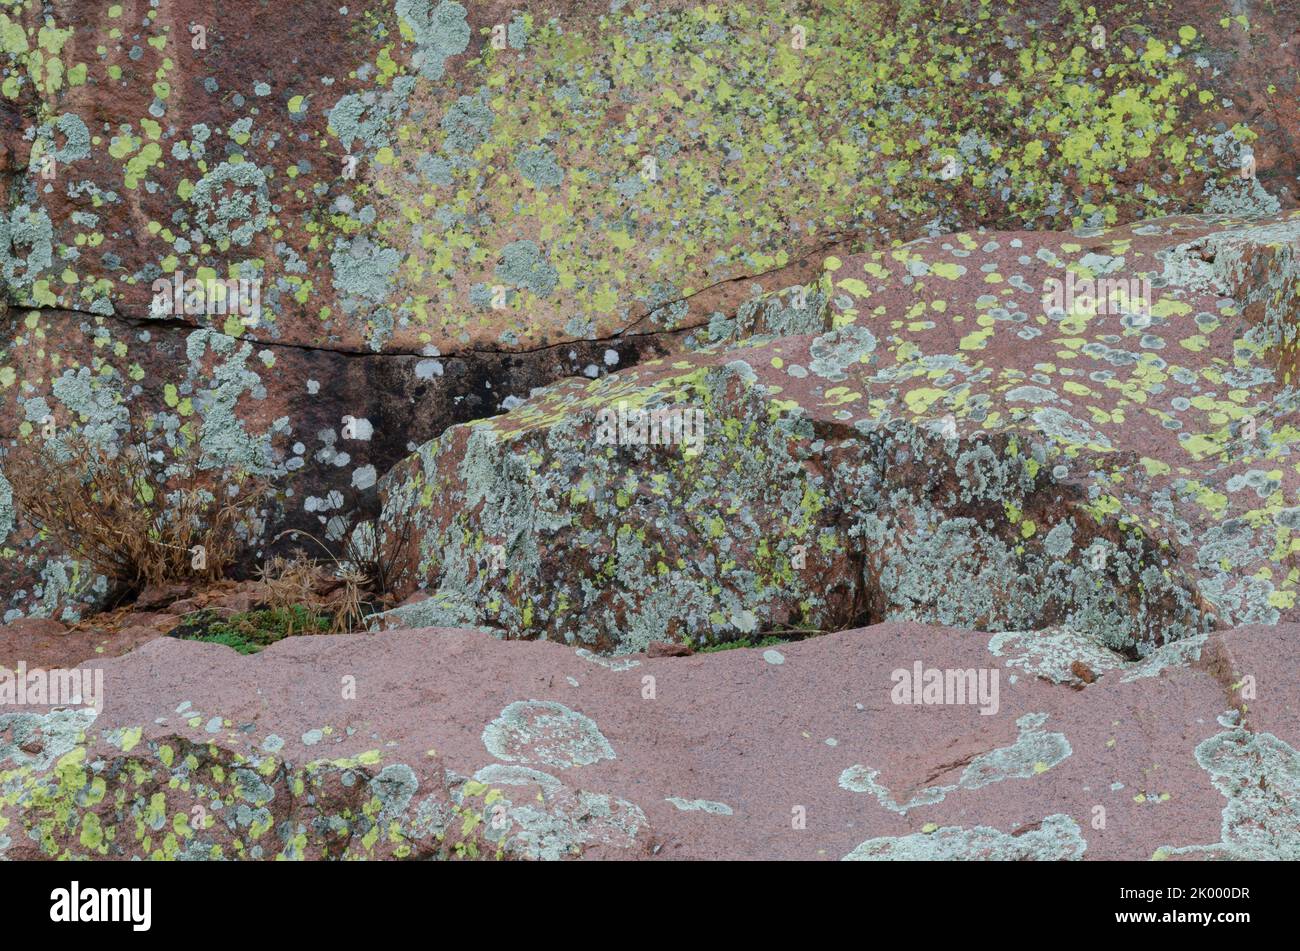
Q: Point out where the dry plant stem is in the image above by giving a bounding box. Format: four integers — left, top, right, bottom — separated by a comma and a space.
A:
6, 405, 267, 600
262, 532, 370, 634
269, 511, 416, 631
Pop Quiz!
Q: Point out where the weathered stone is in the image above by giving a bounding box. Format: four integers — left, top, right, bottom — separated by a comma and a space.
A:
374, 213, 1298, 654
646, 640, 693, 658
3, 1, 1295, 348
0, 615, 160, 670
133, 583, 192, 611
3, 0, 1297, 621
1, 0, 1298, 864
0, 621, 1293, 860
0, 308, 671, 621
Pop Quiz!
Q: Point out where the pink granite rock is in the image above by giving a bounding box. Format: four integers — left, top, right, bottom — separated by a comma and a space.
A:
0, 621, 1292, 860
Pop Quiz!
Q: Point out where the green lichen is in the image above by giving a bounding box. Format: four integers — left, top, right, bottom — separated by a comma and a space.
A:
839, 713, 1071, 814
843, 814, 1086, 860
1158, 729, 1300, 860
481, 701, 616, 769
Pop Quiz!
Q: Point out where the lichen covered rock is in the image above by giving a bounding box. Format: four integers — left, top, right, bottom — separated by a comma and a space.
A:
376, 213, 1299, 653
4, 1, 1294, 351
0, 308, 666, 622
3, 0, 1297, 620
2, 622, 1294, 860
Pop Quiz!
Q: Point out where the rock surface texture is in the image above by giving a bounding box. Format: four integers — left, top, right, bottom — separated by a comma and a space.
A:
2, 0, 1299, 860
2, 0, 1298, 621
0, 622, 1294, 860
376, 213, 1300, 654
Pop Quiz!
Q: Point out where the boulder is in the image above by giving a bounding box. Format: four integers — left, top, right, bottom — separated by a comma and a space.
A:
5, 1, 1293, 350
0, 309, 670, 621
0, 615, 161, 670
0, 621, 1293, 860
3, 0, 1298, 620
373, 212, 1299, 652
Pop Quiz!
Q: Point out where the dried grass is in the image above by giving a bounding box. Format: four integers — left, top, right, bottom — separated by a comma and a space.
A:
257, 545, 367, 635
6, 408, 267, 601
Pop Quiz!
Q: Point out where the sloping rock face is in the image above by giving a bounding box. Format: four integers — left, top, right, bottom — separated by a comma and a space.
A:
2, 0, 1297, 621
4, 1, 1293, 346
0, 308, 668, 622
1, 622, 1294, 860
375, 212, 1299, 653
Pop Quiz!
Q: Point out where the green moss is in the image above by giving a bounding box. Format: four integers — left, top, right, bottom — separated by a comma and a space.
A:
169, 606, 331, 654
689, 634, 787, 654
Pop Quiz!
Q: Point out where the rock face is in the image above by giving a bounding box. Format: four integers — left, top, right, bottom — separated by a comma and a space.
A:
3, 0, 1298, 621
375, 212, 1299, 653
1, 621, 1294, 860
1, 0, 1299, 863
5, 1, 1293, 347
0, 307, 670, 622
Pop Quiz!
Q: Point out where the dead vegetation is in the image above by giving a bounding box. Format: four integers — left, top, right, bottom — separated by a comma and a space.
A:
255, 549, 367, 635
255, 503, 417, 634
6, 408, 267, 603
5, 403, 419, 639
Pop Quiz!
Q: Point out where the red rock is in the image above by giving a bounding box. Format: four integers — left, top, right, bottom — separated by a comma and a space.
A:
2, 621, 1294, 860
115, 613, 182, 633
113, 626, 171, 654
133, 583, 193, 611
207, 591, 258, 615
1070, 660, 1097, 684
646, 641, 694, 658
375, 212, 1299, 655
0, 618, 66, 639
4, 0, 1297, 626
0, 615, 159, 670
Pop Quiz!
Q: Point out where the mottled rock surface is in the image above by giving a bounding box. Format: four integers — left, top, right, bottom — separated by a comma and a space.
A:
3, 0, 1298, 620
5, 1, 1293, 348
1, 0, 1298, 862
375, 212, 1299, 653
1, 621, 1294, 860
0, 306, 668, 622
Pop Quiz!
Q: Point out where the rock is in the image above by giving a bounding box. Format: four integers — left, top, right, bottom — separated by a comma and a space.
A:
646, 641, 694, 658
0, 314, 673, 623
1070, 660, 1097, 684
1, 621, 1294, 860
0, 618, 66, 639
115, 612, 182, 634
0, 615, 161, 671
0, 617, 70, 670
3, 1, 1293, 350
0, 0, 1298, 864
134, 583, 192, 611
207, 590, 258, 615
374, 213, 1298, 653
3, 0, 1296, 623
114, 626, 171, 649
814, 212, 1300, 633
